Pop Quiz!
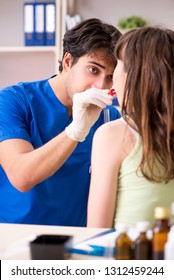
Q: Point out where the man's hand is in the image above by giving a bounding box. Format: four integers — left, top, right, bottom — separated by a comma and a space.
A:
65, 88, 113, 142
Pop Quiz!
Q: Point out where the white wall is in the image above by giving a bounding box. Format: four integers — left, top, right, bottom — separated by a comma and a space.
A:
1, 0, 174, 46
74, 0, 174, 30
1, 0, 174, 87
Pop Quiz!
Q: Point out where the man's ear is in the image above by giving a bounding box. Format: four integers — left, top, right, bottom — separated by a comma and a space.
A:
62, 52, 73, 71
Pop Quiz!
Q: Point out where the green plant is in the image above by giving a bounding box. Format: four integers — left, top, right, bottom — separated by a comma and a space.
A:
118, 15, 147, 30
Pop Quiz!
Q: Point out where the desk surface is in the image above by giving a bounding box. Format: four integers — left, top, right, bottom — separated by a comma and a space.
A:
0, 223, 107, 260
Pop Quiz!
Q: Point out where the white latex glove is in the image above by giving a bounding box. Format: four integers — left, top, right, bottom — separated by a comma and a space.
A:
65, 88, 113, 142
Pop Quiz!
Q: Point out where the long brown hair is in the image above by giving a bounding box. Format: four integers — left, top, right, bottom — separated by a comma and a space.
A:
115, 26, 174, 183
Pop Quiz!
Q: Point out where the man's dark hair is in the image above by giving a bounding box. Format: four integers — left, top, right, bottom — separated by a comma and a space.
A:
58, 18, 122, 72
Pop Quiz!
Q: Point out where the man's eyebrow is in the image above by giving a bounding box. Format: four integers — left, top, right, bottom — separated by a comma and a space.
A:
87, 61, 105, 69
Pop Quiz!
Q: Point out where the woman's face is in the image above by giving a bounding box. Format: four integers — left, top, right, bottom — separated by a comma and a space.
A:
113, 59, 127, 107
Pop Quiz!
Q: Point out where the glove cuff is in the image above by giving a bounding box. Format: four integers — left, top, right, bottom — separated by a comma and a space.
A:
65, 122, 88, 142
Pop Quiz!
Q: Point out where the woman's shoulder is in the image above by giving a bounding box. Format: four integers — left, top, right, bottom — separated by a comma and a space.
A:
93, 118, 138, 162
94, 118, 129, 139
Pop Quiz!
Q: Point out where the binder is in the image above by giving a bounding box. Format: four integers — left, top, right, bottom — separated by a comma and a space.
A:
24, 3, 35, 46
34, 2, 45, 46
45, 2, 56, 46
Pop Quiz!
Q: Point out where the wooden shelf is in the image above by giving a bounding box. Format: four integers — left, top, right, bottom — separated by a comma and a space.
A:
0, 0, 63, 88
0, 46, 56, 53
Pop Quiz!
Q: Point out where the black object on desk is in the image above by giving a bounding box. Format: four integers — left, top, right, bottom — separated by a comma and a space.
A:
30, 234, 72, 260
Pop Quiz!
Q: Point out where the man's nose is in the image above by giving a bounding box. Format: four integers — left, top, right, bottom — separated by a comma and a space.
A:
92, 78, 107, 89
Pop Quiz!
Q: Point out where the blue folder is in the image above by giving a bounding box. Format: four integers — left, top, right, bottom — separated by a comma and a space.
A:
34, 2, 45, 46
45, 2, 56, 46
24, 2, 35, 46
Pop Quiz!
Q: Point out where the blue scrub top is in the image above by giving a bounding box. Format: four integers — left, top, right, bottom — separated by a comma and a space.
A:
0, 78, 121, 226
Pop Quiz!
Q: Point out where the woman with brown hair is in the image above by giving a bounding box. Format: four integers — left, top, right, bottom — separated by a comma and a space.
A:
87, 26, 174, 228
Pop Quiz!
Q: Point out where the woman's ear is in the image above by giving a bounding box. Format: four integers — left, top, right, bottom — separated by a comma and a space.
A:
62, 52, 73, 71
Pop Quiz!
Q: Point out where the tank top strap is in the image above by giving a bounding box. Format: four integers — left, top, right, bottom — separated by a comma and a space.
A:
119, 117, 138, 138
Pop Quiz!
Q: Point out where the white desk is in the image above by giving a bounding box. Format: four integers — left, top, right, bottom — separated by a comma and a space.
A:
0, 223, 107, 260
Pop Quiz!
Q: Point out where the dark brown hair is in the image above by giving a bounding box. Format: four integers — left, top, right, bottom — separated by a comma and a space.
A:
59, 18, 122, 72
115, 26, 174, 183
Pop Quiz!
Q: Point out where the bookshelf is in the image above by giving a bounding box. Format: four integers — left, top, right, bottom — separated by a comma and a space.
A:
0, 0, 61, 88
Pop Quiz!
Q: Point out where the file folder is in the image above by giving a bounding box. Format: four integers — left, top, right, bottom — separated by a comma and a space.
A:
45, 2, 56, 46
34, 2, 45, 46
24, 3, 35, 46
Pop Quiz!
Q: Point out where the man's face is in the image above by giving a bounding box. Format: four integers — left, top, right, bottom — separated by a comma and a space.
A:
63, 49, 116, 101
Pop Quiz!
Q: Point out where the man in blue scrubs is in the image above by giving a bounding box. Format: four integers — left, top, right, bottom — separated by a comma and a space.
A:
0, 18, 121, 226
